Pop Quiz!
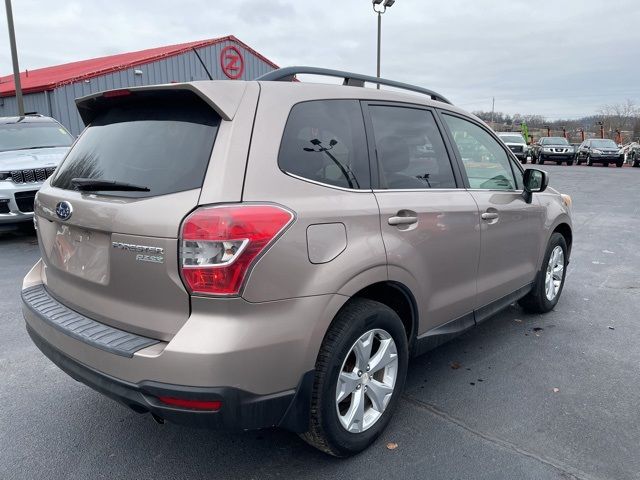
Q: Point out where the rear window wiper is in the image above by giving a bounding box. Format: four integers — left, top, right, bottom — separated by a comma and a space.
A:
71, 178, 150, 192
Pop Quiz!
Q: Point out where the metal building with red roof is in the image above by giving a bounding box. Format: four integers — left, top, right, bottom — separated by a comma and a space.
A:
0, 36, 277, 134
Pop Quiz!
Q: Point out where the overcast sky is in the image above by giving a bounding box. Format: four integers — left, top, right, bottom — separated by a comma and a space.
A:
1, 0, 639, 119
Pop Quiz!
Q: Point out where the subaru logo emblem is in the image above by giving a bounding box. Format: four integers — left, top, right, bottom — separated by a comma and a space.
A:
55, 201, 73, 221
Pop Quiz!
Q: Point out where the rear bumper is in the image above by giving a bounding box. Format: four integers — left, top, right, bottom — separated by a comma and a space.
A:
26, 324, 313, 431
21, 259, 344, 431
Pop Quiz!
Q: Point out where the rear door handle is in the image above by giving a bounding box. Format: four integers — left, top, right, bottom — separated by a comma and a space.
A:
388, 215, 418, 226
481, 212, 499, 221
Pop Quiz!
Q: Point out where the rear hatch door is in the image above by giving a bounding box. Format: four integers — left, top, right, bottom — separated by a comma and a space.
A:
34, 84, 255, 340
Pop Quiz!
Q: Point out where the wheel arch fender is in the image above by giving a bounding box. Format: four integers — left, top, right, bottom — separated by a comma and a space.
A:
537, 211, 573, 268
307, 265, 419, 376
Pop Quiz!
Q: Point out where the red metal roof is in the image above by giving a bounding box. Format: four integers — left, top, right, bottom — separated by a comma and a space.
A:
0, 35, 278, 97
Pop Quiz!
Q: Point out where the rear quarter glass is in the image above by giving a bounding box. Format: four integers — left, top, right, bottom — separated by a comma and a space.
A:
277, 99, 370, 190
51, 92, 220, 198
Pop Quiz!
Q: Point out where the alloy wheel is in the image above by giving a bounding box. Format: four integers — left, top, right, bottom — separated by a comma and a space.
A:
335, 329, 398, 433
545, 245, 565, 301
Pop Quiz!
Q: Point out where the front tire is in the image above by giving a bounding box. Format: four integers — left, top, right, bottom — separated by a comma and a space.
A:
616, 160, 624, 168
632, 154, 639, 167
519, 232, 568, 313
301, 298, 409, 457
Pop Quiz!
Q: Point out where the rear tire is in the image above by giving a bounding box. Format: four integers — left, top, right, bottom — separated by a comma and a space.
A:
301, 298, 408, 457
519, 232, 568, 314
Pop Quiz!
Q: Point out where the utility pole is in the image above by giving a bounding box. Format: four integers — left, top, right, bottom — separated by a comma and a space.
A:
376, 10, 381, 86
490, 97, 495, 125
4, 0, 24, 116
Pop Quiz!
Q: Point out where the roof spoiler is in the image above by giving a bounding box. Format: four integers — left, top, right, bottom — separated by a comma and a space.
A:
75, 81, 248, 125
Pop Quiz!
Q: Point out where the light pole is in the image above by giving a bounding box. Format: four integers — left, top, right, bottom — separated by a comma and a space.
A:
4, 0, 24, 116
372, 0, 395, 88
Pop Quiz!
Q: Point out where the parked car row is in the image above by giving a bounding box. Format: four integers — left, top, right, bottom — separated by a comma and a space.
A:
495, 132, 635, 168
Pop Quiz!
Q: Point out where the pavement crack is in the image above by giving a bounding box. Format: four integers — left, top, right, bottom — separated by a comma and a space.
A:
402, 395, 599, 480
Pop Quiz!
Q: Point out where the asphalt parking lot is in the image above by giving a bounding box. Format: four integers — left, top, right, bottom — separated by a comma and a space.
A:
1, 165, 639, 480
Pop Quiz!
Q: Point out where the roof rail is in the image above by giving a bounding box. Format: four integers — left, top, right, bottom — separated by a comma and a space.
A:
256, 66, 452, 105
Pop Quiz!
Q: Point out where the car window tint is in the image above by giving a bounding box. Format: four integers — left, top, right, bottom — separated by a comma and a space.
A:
278, 100, 370, 189
51, 92, 219, 198
369, 106, 456, 189
442, 114, 516, 190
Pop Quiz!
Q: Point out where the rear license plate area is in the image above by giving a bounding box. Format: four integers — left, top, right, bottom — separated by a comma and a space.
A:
43, 222, 110, 285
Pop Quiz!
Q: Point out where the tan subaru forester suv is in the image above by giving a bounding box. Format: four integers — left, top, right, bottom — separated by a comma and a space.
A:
22, 67, 572, 456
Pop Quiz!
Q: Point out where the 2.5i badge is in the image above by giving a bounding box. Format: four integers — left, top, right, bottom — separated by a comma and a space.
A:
135, 253, 164, 264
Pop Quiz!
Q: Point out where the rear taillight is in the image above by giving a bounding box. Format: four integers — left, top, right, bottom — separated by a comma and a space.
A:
179, 204, 294, 296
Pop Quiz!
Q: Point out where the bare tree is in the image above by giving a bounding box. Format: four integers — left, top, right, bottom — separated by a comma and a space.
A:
598, 99, 640, 133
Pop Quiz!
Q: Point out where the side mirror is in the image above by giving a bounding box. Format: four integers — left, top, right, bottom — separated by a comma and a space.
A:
522, 168, 548, 203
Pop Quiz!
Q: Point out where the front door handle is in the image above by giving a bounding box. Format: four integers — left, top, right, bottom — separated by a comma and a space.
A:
388, 215, 418, 226
481, 212, 499, 221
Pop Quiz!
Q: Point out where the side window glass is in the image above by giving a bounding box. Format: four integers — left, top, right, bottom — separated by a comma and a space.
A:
278, 100, 370, 189
369, 106, 456, 189
509, 158, 524, 190
442, 114, 517, 190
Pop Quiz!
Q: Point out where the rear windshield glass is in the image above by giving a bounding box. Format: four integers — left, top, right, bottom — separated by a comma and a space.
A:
52, 93, 219, 198
0, 122, 74, 152
498, 135, 525, 144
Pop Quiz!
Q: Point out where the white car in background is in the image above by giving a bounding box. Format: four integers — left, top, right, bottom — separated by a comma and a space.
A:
496, 132, 529, 164
0, 115, 73, 224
